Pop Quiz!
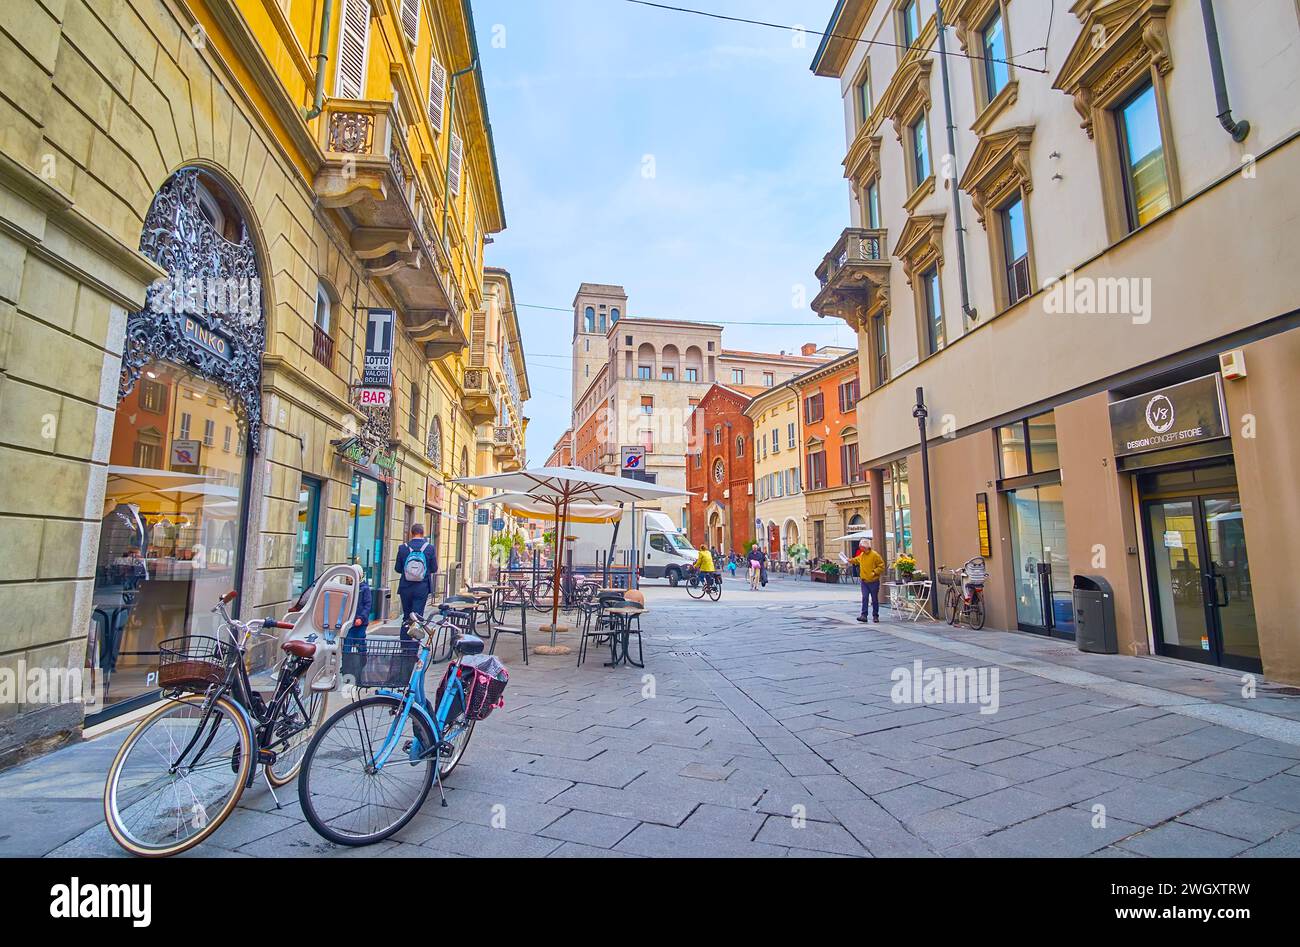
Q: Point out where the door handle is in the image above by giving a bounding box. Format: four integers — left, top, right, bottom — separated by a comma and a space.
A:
1216, 573, 1230, 608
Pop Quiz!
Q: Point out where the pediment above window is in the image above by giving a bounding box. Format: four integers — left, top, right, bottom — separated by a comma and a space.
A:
844, 133, 883, 186
892, 213, 946, 285
958, 125, 1034, 227
1053, 0, 1173, 138
883, 58, 934, 143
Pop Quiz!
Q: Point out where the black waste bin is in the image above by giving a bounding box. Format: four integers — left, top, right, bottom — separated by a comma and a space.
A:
1073, 575, 1117, 654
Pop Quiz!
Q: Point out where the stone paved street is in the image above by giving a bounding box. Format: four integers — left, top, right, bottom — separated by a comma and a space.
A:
3, 575, 1299, 858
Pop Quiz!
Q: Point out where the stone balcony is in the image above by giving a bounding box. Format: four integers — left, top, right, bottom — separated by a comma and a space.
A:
462, 367, 497, 424
811, 228, 891, 326
493, 425, 523, 470
313, 98, 466, 360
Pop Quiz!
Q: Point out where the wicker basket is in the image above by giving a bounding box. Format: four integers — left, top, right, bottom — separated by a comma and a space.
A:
157, 636, 233, 692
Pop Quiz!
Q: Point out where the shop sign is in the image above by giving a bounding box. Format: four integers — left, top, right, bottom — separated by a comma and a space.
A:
359, 387, 391, 408
425, 477, 443, 509
334, 437, 397, 480
475, 508, 490, 526
1108, 374, 1227, 457
180, 316, 232, 362
363, 308, 395, 387
171, 438, 201, 467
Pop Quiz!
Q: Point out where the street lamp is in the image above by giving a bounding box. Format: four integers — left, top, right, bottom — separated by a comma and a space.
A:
913, 387, 938, 590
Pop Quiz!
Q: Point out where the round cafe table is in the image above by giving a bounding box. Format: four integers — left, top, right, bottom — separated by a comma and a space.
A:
602, 605, 644, 668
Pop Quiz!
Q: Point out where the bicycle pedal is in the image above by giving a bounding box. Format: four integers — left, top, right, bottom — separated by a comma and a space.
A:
257, 748, 277, 765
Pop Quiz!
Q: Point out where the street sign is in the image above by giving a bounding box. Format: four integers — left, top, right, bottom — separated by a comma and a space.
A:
621, 446, 645, 471
475, 508, 490, 525
492, 517, 505, 531
358, 387, 391, 408
171, 439, 201, 467
363, 308, 395, 388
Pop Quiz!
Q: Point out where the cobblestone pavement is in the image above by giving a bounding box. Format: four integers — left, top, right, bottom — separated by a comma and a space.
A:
3, 576, 1299, 858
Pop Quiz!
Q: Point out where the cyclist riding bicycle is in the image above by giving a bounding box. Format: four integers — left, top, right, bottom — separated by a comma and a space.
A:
696, 544, 718, 591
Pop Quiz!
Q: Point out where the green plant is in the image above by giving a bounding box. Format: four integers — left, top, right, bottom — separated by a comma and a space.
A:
786, 542, 810, 564
819, 561, 841, 577
489, 532, 518, 568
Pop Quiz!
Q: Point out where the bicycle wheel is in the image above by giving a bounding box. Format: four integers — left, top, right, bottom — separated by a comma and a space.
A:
970, 596, 987, 631
438, 713, 476, 779
945, 587, 962, 625
266, 683, 327, 787
686, 575, 705, 599
706, 581, 721, 601
298, 695, 435, 846
104, 694, 253, 857
529, 580, 558, 611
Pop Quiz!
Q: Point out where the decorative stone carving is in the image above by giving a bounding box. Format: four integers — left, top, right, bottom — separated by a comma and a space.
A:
892, 214, 947, 286
958, 125, 1035, 227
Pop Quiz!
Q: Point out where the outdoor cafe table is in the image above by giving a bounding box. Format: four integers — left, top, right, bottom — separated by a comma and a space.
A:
602, 605, 644, 668
885, 579, 933, 621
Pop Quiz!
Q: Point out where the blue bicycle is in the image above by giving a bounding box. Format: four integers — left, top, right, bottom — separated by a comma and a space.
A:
296, 608, 506, 845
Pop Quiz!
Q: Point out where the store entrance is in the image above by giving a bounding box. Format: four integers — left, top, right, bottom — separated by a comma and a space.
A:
1007, 482, 1075, 638
1140, 464, 1259, 671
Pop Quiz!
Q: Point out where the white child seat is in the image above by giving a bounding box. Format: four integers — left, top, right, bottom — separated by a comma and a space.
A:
280, 564, 363, 692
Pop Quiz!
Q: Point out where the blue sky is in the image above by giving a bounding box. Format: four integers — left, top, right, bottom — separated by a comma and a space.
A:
474, 0, 846, 460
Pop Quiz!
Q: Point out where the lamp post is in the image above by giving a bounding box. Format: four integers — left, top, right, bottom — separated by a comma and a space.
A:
913, 387, 938, 590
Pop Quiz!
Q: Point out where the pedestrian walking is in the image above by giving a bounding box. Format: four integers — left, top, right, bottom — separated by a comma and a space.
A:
395, 523, 436, 640
851, 540, 886, 623
748, 545, 763, 590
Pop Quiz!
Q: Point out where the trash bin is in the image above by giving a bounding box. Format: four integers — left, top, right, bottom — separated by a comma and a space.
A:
1073, 575, 1117, 654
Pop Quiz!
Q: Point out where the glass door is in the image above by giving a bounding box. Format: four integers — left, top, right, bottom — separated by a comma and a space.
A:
293, 476, 321, 595
1144, 494, 1259, 670
348, 473, 386, 619
1007, 483, 1075, 638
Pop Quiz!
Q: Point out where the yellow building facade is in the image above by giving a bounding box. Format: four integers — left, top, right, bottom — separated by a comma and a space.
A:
744, 381, 808, 564
0, 0, 510, 761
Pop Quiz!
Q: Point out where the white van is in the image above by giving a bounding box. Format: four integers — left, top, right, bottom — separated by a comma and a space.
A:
564, 509, 699, 585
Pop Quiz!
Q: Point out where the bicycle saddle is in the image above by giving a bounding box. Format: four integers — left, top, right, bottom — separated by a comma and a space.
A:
282, 640, 316, 658
453, 634, 485, 656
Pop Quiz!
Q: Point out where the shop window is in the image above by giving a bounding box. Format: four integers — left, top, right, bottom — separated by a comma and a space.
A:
294, 476, 321, 593
998, 410, 1060, 478
347, 473, 387, 617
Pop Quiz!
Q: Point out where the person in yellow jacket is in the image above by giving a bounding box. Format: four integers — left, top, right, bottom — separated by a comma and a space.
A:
850, 540, 886, 623
696, 545, 717, 591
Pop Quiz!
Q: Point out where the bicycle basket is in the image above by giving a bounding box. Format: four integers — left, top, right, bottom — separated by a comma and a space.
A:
341, 636, 419, 689
434, 664, 468, 722
461, 654, 509, 721
157, 636, 233, 692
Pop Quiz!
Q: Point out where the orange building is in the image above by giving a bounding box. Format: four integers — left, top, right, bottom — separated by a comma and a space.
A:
793, 353, 870, 561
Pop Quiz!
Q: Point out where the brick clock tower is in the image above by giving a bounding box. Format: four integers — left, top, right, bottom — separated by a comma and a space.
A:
686, 384, 760, 554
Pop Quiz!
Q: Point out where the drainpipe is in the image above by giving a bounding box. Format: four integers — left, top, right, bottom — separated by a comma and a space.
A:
1199, 0, 1250, 142
441, 59, 479, 242
934, 1, 977, 329
301, 0, 335, 120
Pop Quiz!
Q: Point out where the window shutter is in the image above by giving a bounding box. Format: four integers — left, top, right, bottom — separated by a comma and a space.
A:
335, 0, 370, 99
400, 0, 419, 46
448, 130, 463, 196
427, 56, 446, 132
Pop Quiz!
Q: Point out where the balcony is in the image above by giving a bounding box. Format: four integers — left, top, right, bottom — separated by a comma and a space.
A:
493, 425, 523, 470
311, 323, 334, 370
462, 368, 497, 424
313, 98, 466, 359
812, 228, 891, 326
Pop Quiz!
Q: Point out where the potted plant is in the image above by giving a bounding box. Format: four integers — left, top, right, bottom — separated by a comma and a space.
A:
893, 553, 917, 582
786, 542, 810, 577
812, 561, 841, 583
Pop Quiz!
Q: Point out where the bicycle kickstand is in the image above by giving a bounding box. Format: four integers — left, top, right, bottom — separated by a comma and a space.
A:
262, 768, 284, 810
433, 766, 448, 808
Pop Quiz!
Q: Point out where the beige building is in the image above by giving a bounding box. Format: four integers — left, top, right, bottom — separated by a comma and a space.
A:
810, 0, 1300, 681
0, 0, 510, 762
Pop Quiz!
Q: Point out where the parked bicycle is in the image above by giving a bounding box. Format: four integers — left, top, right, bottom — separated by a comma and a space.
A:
296, 606, 508, 846
102, 591, 326, 857
942, 557, 988, 630
684, 565, 722, 601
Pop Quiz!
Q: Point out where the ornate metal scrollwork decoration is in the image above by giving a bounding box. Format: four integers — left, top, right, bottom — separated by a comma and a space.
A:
118, 169, 266, 450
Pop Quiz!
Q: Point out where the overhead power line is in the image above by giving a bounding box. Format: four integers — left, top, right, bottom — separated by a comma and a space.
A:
622, 0, 1050, 75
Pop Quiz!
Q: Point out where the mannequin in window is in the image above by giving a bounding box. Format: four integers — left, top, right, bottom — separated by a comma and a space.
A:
98, 501, 150, 585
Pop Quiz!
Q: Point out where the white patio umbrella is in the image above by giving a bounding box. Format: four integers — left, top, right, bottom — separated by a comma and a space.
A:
831, 529, 874, 543
455, 467, 687, 652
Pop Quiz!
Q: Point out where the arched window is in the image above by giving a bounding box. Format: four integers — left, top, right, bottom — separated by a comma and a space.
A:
713, 425, 722, 445
314, 282, 333, 332
426, 416, 442, 466
584, 306, 595, 332
611, 307, 620, 323
460, 446, 469, 477
736, 435, 745, 458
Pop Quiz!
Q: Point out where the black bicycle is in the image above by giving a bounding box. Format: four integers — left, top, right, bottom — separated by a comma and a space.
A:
685, 566, 722, 601
103, 591, 326, 856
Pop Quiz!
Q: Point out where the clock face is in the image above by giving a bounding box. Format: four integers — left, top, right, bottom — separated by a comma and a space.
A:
713, 459, 725, 484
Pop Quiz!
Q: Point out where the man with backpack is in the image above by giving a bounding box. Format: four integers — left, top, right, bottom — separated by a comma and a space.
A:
395, 523, 436, 639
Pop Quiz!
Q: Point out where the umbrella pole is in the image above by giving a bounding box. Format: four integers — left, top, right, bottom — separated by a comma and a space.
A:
535, 492, 572, 654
